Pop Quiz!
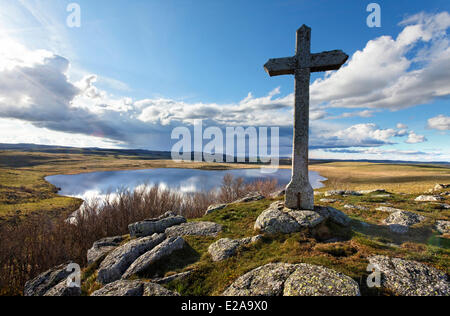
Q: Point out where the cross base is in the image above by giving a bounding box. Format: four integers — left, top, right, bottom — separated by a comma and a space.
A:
285, 180, 314, 210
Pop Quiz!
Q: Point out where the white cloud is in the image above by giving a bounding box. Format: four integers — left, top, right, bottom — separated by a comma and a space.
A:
427, 114, 450, 131
397, 123, 408, 129
405, 131, 428, 144
310, 12, 450, 110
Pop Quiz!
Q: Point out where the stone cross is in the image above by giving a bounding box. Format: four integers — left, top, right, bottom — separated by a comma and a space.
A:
264, 25, 348, 210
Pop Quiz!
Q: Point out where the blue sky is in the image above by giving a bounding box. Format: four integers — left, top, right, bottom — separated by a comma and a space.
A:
0, 0, 449, 161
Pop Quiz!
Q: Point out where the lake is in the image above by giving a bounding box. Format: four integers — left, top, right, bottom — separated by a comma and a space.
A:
46, 168, 327, 201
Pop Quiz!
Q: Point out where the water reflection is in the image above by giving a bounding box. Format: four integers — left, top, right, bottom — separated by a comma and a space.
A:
46, 168, 327, 201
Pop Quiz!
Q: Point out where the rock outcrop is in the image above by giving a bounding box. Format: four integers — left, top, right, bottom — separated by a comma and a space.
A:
165, 221, 223, 238
345, 204, 369, 211
208, 236, 262, 262
415, 195, 444, 202
232, 193, 265, 204
43, 279, 81, 297
436, 220, 450, 235
222, 263, 360, 296
87, 235, 125, 264
383, 211, 426, 234
376, 206, 403, 213
368, 256, 449, 296
254, 202, 350, 234
97, 233, 166, 284
24, 263, 74, 296
128, 212, 186, 238
122, 237, 185, 279
324, 190, 361, 197
91, 280, 179, 296
205, 204, 227, 215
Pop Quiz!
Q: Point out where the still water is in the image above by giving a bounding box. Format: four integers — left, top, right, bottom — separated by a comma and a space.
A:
46, 168, 326, 201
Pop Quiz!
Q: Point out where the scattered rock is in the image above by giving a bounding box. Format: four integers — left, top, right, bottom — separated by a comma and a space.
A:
313, 191, 323, 196
91, 280, 178, 296
357, 189, 387, 195
283, 264, 360, 296
87, 235, 125, 264
208, 236, 262, 262
255, 202, 350, 234
128, 212, 186, 238
165, 221, 223, 238
435, 204, 450, 210
288, 210, 326, 228
368, 256, 449, 296
97, 233, 166, 284
316, 206, 351, 227
222, 263, 360, 296
415, 195, 444, 202
43, 280, 81, 297
24, 263, 73, 296
143, 282, 180, 296
222, 263, 298, 296
324, 190, 361, 197
431, 184, 450, 192
373, 194, 391, 198
320, 199, 337, 203
153, 271, 193, 285
383, 211, 426, 234
435, 220, 450, 235
376, 206, 404, 213
208, 238, 242, 262
232, 193, 265, 204
122, 237, 185, 279
205, 204, 227, 215
345, 204, 369, 211
254, 202, 301, 234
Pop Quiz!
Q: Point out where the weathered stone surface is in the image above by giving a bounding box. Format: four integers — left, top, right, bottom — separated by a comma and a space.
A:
436, 220, 450, 235
87, 235, 125, 264
233, 193, 265, 204
415, 195, 444, 202
122, 237, 185, 279
208, 238, 242, 262
205, 204, 227, 215
222, 263, 298, 296
255, 202, 349, 234
153, 271, 193, 285
376, 206, 404, 213
325, 190, 361, 197
368, 256, 449, 296
222, 263, 359, 296
43, 280, 81, 297
383, 211, 426, 234
254, 202, 301, 234
143, 282, 180, 296
165, 221, 223, 237
288, 210, 326, 228
320, 199, 337, 203
431, 184, 450, 192
357, 189, 387, 195
345, 204, 369, 211
97, 233, 166, 284
208, 236, 262, 262
128, 212, 186, 237
24, 263, 72, 296
316, 206, 351, 227
283, 264, 360, 296
91, 280, 179, 296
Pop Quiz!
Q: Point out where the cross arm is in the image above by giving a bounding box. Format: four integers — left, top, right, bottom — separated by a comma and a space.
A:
309, 50, 348, 72
264, 57, 296, 77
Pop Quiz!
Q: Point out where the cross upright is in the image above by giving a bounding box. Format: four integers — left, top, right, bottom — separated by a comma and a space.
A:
264, 25, 348, 210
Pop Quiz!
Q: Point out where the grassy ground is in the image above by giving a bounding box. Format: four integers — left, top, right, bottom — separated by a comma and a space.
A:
81, 191, 450, 296
1, 150, 449, 223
